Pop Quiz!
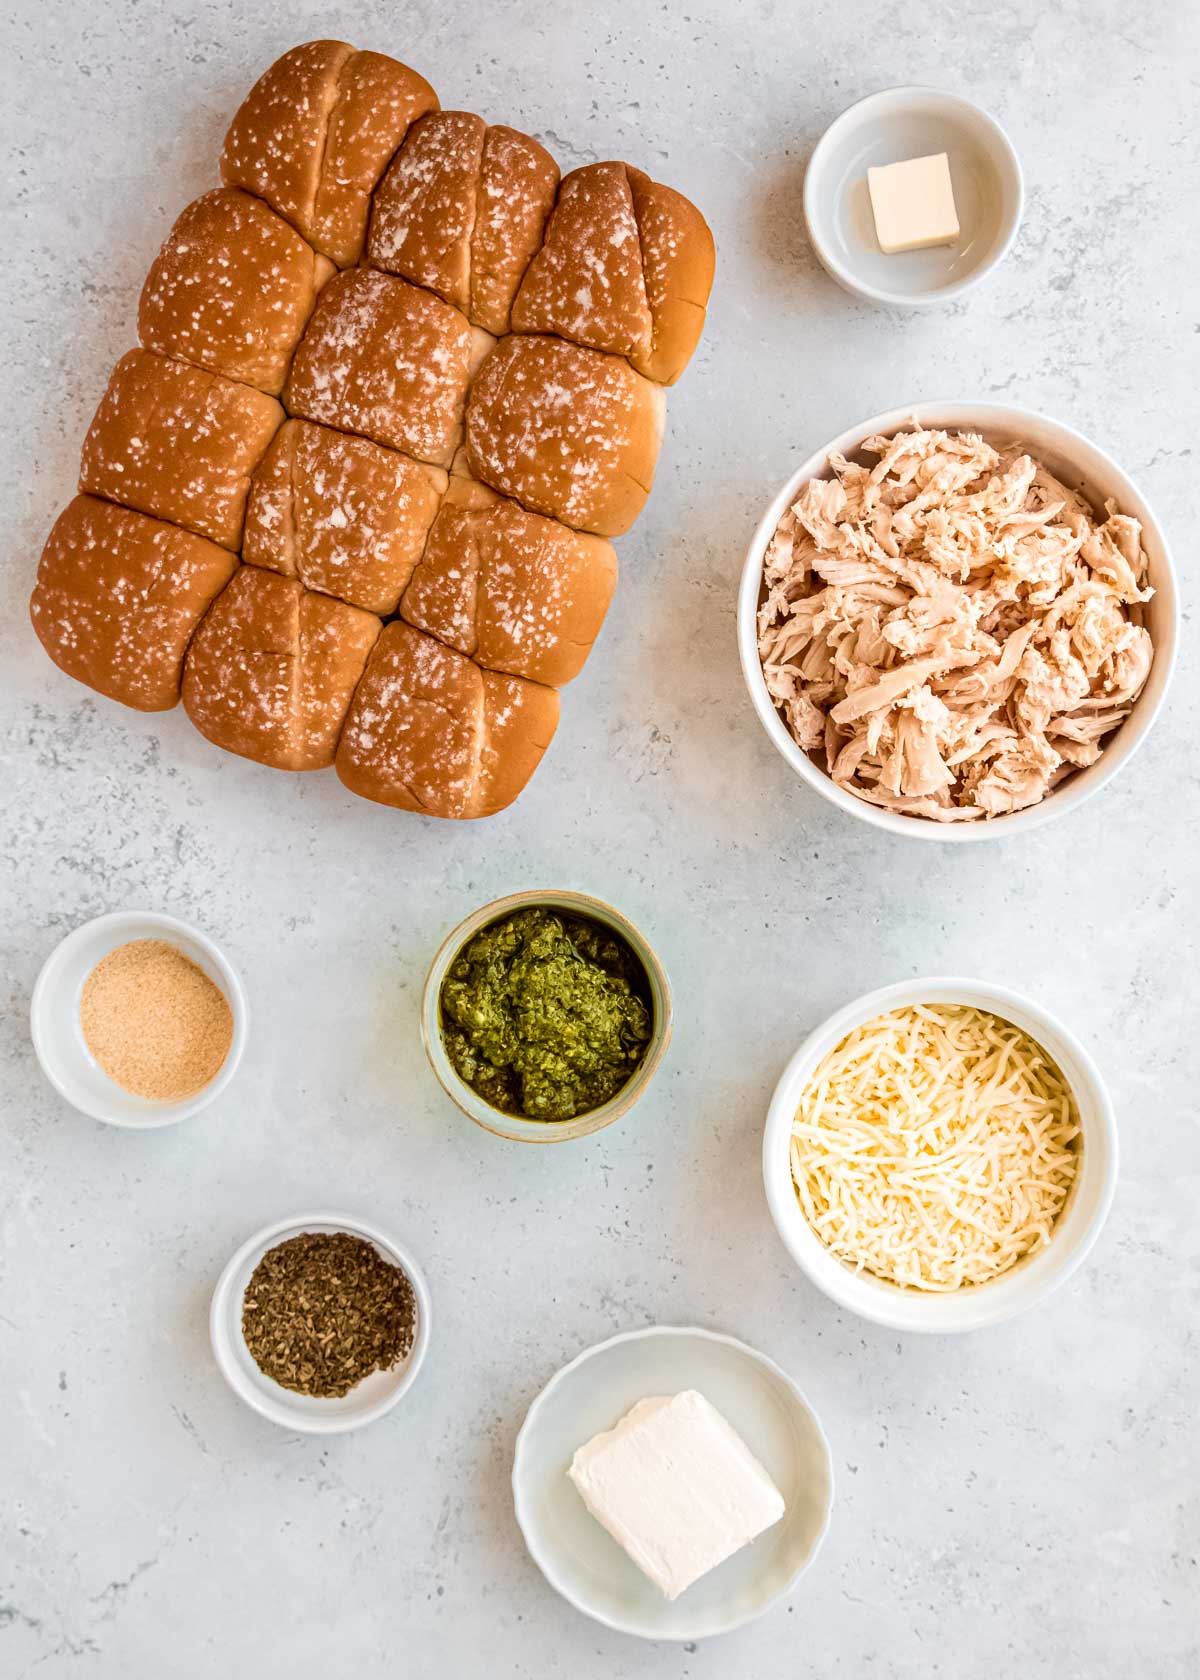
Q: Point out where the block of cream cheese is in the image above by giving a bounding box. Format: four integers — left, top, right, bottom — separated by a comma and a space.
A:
867, 152, 960, 254
568, 1390, 786, 1600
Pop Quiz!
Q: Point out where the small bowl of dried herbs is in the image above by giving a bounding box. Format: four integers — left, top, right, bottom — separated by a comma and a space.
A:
422, 889, 673, 1144
210, 1212, 430, 1432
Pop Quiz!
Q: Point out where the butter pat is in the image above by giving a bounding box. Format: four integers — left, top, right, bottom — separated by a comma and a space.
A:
867, 153, 960, 254
568, 1390, 786, 1600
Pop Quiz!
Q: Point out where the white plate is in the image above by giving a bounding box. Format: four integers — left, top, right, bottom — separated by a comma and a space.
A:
512, 1325, 833, 1640
210, 1212, 431, 1433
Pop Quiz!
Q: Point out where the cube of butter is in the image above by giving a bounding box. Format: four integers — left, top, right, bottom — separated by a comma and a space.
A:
568, 1390, 786, 1600
867, 152, 960, 254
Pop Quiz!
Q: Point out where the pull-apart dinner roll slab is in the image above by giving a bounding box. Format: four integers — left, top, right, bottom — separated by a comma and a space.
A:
400, 475, 617, 686
285, 269, 493, 467
182, 566, 381, 770
139, 188, 332, 396
336, 621, 559, 818
243, 418, 446, 615
80, 349, 283, 550
221, 41, 438, 268
31, 496, 238, 711
465, 335, 665, 537
368, 112, 559, 335
512, 161, 714, 385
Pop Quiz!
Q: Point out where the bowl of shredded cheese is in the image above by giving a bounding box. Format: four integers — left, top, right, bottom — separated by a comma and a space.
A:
762, 978, 1116, 1331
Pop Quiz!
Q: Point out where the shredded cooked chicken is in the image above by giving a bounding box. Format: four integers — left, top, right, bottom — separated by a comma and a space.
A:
757, 424, 1154, 820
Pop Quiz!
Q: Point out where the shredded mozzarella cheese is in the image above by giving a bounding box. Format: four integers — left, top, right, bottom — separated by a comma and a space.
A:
790, 1005, 1080, 1291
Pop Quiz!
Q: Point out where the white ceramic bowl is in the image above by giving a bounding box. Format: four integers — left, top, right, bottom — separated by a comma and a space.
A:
762, 978, 1118, 1333
738, 401, 1179, 841
803, 86, 1023, 307
422, 889, 672, 1144
30, 909, 248, 1127
512, 1325, 834, 1640
209, 1212, 431, 1433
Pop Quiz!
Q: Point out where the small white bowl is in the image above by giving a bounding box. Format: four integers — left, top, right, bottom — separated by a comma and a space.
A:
803, 86, 1023, 307
422, 890, 672, 1144
738, 401, 1179, 841
762, 978, 1118, 1333
512, 1325, 834, 1640
30, 909, 248, 1127
209, 1212, 431, 1434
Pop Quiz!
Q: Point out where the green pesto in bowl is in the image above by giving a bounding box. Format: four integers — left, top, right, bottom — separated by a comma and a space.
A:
438, 906, 654, 1122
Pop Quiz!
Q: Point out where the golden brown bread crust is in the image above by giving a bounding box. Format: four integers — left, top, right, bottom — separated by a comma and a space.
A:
399, 475, 617, 686
367, 112, 486, 314
243, 418, 446, 615
181, 566, 381, 770
79, 349, 283, 549
219, 42, 437, 267
511, 161, 714, 384
465, 334, 665, 537
368, 114, 559, 335
284, 269, 492, 466
138, 188, 332, 396
512, 162, 651, 358
334, 621, 559, 817
626, 168, 715, 385
30, 496, 238, 711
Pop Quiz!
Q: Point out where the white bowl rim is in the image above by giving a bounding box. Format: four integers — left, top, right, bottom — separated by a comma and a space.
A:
802, 84, 1025, 308
737, 400, 1180, 842
29, 908, 249, 1127
761, 976, 1119, 1332
209, 1210, 432, 1434
511, 1322, 835, 1640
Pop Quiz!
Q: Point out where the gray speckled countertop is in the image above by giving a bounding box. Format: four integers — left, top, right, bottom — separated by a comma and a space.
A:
2, 2, 1198, 1675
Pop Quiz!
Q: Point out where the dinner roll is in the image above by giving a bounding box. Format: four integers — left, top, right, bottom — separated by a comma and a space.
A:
399, 475, 617, 686
138, 188, 333, 396
368, 113, 558, 334
79, 349, 283, 549
335, 621, 559, 818
243, 418, 446, 615
220, 41, 438, 267
30, 496, 238, 711
284, 268, 493, 466
465, 335, 665, 536
182, 566, 381, 770
511, 162, 714, 384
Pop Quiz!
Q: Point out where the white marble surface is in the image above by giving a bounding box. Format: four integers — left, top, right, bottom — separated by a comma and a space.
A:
2, 1, 1198, 1674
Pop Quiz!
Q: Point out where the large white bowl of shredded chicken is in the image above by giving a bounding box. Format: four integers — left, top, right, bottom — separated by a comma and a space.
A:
739, 404, 1178, 837
762, 977, 1117, 1332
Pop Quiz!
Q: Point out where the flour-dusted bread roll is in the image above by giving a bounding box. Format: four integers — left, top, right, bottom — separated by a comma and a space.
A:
511, 162, 714, 384
335, 621, 559, 818
30, 496, 238, 711
79, 350, 283, 549
138, 189, 333, 396
182, 566, 381, 770
368, 113, 558, 334
399, 475, 617, 685
465, 335, 665, 536
243, 418, 446, 615
284, 269, 493, 466
220, 41, 438, 267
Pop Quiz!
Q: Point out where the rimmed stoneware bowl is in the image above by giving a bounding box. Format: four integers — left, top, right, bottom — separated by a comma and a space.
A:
30, 909, 248, 1127
512, 1325, 834, 1640
421, 889, 672, 1144
803, 86, 1023, 308
762, 977, 1118, 1333
738, 401, 1178, 841
209, 1211, 431, 1434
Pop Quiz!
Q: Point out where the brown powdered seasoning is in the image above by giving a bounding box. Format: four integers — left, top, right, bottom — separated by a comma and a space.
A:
80, 939, 233, 1101
241, 1232, 416, 1398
